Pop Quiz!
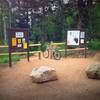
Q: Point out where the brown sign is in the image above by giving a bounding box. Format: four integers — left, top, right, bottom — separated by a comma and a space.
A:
8, 28, 29, 67
8, 28, 29, 52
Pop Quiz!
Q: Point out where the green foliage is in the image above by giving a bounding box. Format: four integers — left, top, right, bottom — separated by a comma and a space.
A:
31, 16, 56, 42
29, 46, 39, 52
88, 40, 100, 50
59, 43, 65, 50
41, 42, 50, 51
88, 3, 100, 39
31, 27, 41, 42
44, 20, 55, 34
0, 47, 8, 53
41, 18, 55, 39
0, 40, 4, 45
66, 16, 74, 29
0, 55, 20, 64
11, 55, 20, 62
0, 0, 11, 43
0, 0, 100, 43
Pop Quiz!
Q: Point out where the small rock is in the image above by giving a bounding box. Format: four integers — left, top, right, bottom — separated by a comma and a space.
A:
86, 64, 100, 79
30, 66, 58, 83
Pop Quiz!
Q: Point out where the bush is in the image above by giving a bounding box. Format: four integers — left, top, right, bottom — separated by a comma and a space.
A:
41, 42, 50, 51
0, 55, 20, 64
88, 40, 100, 50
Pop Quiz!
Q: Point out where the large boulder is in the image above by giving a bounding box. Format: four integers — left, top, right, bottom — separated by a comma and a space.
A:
86, 64, 100, 79
30, 66, 58, 83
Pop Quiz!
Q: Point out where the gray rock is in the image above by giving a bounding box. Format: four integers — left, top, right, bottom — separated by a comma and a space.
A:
30, 66, 58, 83
86, 64, 100, 79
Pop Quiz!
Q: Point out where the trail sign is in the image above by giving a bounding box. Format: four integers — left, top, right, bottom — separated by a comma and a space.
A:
67, 30, 86, 46
66, 29, 87, 58
80, 31, 86, 47
8, 28, 29, 67
67, 30, 80, 46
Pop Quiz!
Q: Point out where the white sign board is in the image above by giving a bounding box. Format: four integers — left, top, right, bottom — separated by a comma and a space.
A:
80, 39, 84, 43
16, 32, 24, 38
80, 32, 85, 38
67, 30, 80, 46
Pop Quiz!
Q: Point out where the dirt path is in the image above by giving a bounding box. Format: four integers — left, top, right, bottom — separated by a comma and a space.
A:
0, 57, 100, 100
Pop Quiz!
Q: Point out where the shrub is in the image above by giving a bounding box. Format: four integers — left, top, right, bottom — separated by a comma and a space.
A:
88, 40, 100, 50
0, 55, 20, 64
41, 42, 50, 51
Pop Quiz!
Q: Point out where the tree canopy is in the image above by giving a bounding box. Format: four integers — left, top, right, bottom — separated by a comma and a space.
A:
0, 0, 100, 43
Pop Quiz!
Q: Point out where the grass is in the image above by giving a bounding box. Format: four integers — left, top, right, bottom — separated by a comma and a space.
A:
0, 55, 20, 64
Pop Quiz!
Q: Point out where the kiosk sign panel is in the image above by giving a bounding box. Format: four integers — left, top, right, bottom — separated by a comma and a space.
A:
8, 28, 29, 67
67, 30, 80, 46
80, 31, 85, 44
66, 29, 87, 58
8, 29, 29, 52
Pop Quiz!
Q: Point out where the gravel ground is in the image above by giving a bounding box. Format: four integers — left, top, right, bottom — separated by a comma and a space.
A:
0, 57, 100, 100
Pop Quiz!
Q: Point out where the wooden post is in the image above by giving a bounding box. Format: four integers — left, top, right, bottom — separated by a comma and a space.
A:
27, 47, 30, 62
8, 47, 12, 67
65, 42, 67, 58
50, 41, 53, 59
84, 33, 87, 58
27, 29, 30, 62
8, 30, 12, 67
38, 42, 41, 59
65, 31, 68, 58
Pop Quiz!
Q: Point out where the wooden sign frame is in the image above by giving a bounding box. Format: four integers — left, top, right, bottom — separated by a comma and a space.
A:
80, 29, 87, 58
8, 28, 29, 67
65, 29, 87, 58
